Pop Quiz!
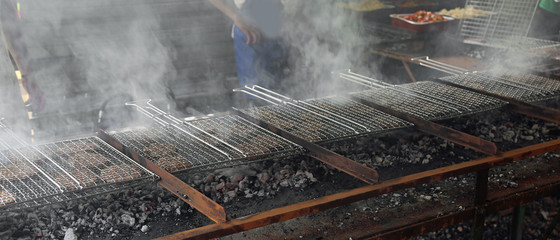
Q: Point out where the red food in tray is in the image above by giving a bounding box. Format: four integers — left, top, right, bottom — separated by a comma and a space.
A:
390, 11, 455, 32
403, 10, 444, 23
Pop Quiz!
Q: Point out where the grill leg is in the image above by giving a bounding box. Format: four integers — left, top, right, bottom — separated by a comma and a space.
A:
472, 169, 489, 240
402, 60, 417, 83
510, 205, 525, 240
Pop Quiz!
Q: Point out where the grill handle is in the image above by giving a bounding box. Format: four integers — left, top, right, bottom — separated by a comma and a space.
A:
334, 69, 391, 89
410, 56, 469, 75
126, 100, 246, 159
233, 85, 290, 105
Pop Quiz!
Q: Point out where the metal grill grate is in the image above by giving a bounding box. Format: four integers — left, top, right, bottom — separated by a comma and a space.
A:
400, 81, 508, 114
0, 132, 155, 209
439, 71, 560, 102
188, 115, 304, 160
349, 81, 507, 121
303, 97, 413, 132
240, 104, 360, 143
459, 0, 540, 47
236, 86, 412, 143
112, 100, 304, 173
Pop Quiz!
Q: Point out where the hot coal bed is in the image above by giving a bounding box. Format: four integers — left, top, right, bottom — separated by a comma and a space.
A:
0, 85, 559, 240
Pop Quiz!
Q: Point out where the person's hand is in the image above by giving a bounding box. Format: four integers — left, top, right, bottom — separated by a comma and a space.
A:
233, 14, 261, 45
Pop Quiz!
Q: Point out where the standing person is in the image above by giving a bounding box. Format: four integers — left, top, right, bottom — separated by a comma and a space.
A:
208, 0, 287, 90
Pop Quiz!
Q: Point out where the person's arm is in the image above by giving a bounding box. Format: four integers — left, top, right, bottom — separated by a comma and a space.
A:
208, 0, 260, 44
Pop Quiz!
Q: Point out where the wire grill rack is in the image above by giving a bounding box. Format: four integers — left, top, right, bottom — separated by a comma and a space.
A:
349, 81, 507, 121
459, 0, 540, 48
303, 96, 413, 133
236, 86, 413, 143
337, 70, 508, 121
109, 100, 303, 173
188, 115, 304, 160
439, 71, 560, 102
0, 121, 155, 209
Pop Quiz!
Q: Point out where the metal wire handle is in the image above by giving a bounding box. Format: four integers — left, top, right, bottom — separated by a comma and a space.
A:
126, 100, 246, 159
410, 56, 469, 75
334, 69, 392, 88
236, 85, 368, 134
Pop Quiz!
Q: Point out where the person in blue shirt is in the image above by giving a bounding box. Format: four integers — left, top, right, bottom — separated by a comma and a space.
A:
208, 0, 286, 90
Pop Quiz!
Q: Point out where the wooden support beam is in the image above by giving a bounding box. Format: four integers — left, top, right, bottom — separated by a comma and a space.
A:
98, 131, 228, 223
157, 139, 560, 240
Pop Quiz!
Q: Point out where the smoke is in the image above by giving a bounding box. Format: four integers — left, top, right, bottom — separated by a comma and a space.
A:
280, 1, 379, 99
0, 1, 187, 139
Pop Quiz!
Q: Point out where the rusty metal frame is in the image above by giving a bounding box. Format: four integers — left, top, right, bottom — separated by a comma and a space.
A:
97, 131, 228, 223
348, 96, 499, 155
233, 108, 380, 184
157, 138, 560, 240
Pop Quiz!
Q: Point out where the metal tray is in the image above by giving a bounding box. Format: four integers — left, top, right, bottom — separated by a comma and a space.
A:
390, 13, 455, 32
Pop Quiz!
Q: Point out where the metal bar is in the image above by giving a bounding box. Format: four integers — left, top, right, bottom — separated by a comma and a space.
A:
433, 78, 560, 124
350, 97, 498, 155
410, 56, 468, 75
98, 131, 228, 223
233, 108, 379, 184
472, 169, 489, 240
510, 205, 525, 240
157, 139, 560, 240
